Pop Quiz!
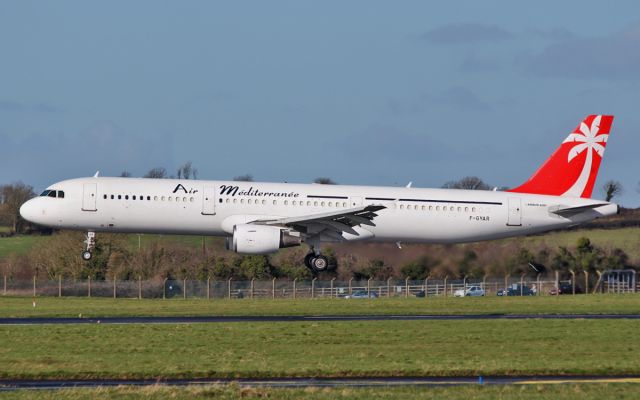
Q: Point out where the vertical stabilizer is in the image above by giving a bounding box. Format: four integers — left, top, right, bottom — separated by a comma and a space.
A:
508, 115, 614, 198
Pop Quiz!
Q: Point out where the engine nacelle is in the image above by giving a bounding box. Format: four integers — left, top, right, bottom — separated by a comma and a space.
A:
226, 224, 301, 255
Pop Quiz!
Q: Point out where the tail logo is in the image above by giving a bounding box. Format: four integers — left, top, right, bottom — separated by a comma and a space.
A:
508, 114, 613, 199
561, 115, 608, 197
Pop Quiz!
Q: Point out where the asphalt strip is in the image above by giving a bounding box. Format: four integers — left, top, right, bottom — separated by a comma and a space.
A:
1, 376, 640, 391
1, 314, 640, 325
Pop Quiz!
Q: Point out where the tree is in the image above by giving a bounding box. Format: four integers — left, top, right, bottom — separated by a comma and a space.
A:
601, 180, 623, 202
313, 177, 337, 185
177, 161, 197, 180
400, 256, 437, 279
0, 182, 36, 233
233, 174, 254, 182
442, 176, 491, 190
120, 171, 132, 177
144, 167, 167, 179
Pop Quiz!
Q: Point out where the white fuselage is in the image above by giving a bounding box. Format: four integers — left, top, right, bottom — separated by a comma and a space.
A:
20, 177, 617, 244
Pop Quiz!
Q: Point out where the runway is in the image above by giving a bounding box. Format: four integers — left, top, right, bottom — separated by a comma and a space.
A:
1, 314, 640, 325
1, 376, 640, 391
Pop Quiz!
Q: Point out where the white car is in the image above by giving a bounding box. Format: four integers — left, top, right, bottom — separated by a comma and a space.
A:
454, 286, 485, 297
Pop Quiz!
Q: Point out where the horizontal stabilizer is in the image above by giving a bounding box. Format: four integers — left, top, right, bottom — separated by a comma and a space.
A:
550, 203, 610, 218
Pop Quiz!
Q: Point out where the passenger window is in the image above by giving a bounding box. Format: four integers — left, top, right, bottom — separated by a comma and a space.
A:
436, 206, 440, 211
176, 197, 181, 202
307, 201, 311, 206
465, 207, 469, 212
284, 200, 288, 205
111, 195, 115, 200
103, 195, 107, 200
133, 196, 136, 200
190, 197, 194, 202
457, 207, 461, 212
154, 196, 158, 201
168, 197, 172, 202
321, 202, 325, 207
233, 199, 237, 204
450, 206, 454, 211
292, 201, 297, 206
314, 201, 318, 207
429, 206, 433, 211
118, 195, 122, 200
161, 196, 166, 201
422, 206, 425, 211
472, 207, 476, 212
273, 200, 277, 205
125, 195, 129, 200
147, 196, 151, 201
262, 200, 266, 205
343, 202, 347, 207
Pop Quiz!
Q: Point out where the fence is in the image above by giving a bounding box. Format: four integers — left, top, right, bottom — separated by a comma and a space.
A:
2, 273, 636, 299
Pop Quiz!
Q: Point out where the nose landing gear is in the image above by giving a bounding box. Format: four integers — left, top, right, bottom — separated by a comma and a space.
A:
82, 231, 95, 261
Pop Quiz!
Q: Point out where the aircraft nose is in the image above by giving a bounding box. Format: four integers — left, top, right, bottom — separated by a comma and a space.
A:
19, 199, 39, 223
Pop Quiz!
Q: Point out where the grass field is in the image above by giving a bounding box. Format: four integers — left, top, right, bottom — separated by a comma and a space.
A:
1, 319, 639, 379
1, 227, 639, 259
1, 295, 639, 318
2, 384, 640, 400
0, 234, 49, 256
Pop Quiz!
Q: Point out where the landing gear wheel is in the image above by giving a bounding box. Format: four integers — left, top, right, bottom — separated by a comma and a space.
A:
311, 255, 329, 272
304, 253, 316, 269
82, 231, 96, 262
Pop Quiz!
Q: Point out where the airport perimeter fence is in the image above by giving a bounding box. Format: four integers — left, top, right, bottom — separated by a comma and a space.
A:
1, 271, 637, 299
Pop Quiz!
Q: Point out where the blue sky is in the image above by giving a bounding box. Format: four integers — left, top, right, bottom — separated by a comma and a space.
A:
1, 1, 639, 205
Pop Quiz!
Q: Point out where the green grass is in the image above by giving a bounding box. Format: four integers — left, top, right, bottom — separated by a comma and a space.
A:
1, 319, 639, 380
2, 384, 640, 400
0, 295, 639, 318
2, 227, 640, 259
0, 234, 49, 256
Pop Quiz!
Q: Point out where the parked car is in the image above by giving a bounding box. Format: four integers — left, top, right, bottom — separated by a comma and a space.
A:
497, 284, 535, 296
414, 290, 426, 298
454, 286, 485, 297
345, 290, 378, 299
549, 283, 583, 295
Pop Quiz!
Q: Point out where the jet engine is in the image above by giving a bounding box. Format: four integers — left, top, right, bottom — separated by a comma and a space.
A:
226, 224, 301, 255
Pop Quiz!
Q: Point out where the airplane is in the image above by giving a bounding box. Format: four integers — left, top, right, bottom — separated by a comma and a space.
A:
20, 115, 617, 273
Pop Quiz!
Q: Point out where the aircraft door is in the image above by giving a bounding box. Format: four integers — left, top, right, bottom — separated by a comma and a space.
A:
82, 183, 97, 211
202, 186, 216, 215
507, 197, 522, 226
350, 196, 363, 207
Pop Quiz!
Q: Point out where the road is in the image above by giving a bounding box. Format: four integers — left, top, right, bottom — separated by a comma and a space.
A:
1, 314, 639, 325
1, 376, 640, 391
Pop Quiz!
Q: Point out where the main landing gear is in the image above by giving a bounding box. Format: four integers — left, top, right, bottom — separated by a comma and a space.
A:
304, 252, 330, 273
82, 231, 95, 261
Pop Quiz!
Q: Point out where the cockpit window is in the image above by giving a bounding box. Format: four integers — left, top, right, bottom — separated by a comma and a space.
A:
40, 189, 64, 198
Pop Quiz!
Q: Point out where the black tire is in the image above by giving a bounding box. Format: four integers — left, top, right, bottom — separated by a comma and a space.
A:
81, 251, 92, 261
304, 253, 316, 269
311, 255, 329, 272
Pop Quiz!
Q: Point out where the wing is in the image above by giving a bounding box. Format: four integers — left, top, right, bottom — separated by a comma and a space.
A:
252, 205, 386, 240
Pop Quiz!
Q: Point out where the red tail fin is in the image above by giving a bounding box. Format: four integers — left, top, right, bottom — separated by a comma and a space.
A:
508, 115, 614, 198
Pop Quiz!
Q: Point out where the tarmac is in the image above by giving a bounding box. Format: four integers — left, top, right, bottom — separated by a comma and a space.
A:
1, 313, 640, 325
